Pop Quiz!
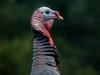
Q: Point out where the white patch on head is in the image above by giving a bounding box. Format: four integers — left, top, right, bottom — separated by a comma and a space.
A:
39, 6, 53, 13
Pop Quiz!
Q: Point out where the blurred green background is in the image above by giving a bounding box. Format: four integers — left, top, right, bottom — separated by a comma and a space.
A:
0, 0, 100, 75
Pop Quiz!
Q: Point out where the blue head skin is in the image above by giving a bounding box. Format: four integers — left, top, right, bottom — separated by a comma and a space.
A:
39, 7, 57, 21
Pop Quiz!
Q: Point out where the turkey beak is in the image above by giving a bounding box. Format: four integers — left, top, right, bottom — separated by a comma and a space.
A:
54, 11, 64, 20
59, 16, 64, 20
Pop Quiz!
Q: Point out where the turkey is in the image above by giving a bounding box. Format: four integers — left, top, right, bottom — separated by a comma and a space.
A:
30, 6, 63, 75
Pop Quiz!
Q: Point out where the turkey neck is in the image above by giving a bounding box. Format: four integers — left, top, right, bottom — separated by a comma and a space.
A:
30, 28, 59, 74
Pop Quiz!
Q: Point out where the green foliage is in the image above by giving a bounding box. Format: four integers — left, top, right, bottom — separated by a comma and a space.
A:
0, 0, 100, 75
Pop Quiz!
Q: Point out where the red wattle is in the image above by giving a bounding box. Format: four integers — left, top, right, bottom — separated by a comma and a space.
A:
45, 23, 51, 31
49, 38, 54, 46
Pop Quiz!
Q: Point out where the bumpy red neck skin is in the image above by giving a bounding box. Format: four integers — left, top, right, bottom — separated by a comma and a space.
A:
31, 9, 54, 46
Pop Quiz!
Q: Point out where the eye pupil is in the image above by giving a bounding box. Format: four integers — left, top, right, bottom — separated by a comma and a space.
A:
45, 11, 49, 14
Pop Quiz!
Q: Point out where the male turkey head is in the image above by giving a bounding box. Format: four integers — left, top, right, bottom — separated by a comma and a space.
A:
31, 6, 63, 46
31, 6, 63, 31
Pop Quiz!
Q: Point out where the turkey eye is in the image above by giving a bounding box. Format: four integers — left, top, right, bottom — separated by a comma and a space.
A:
45, 11, 50, 14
